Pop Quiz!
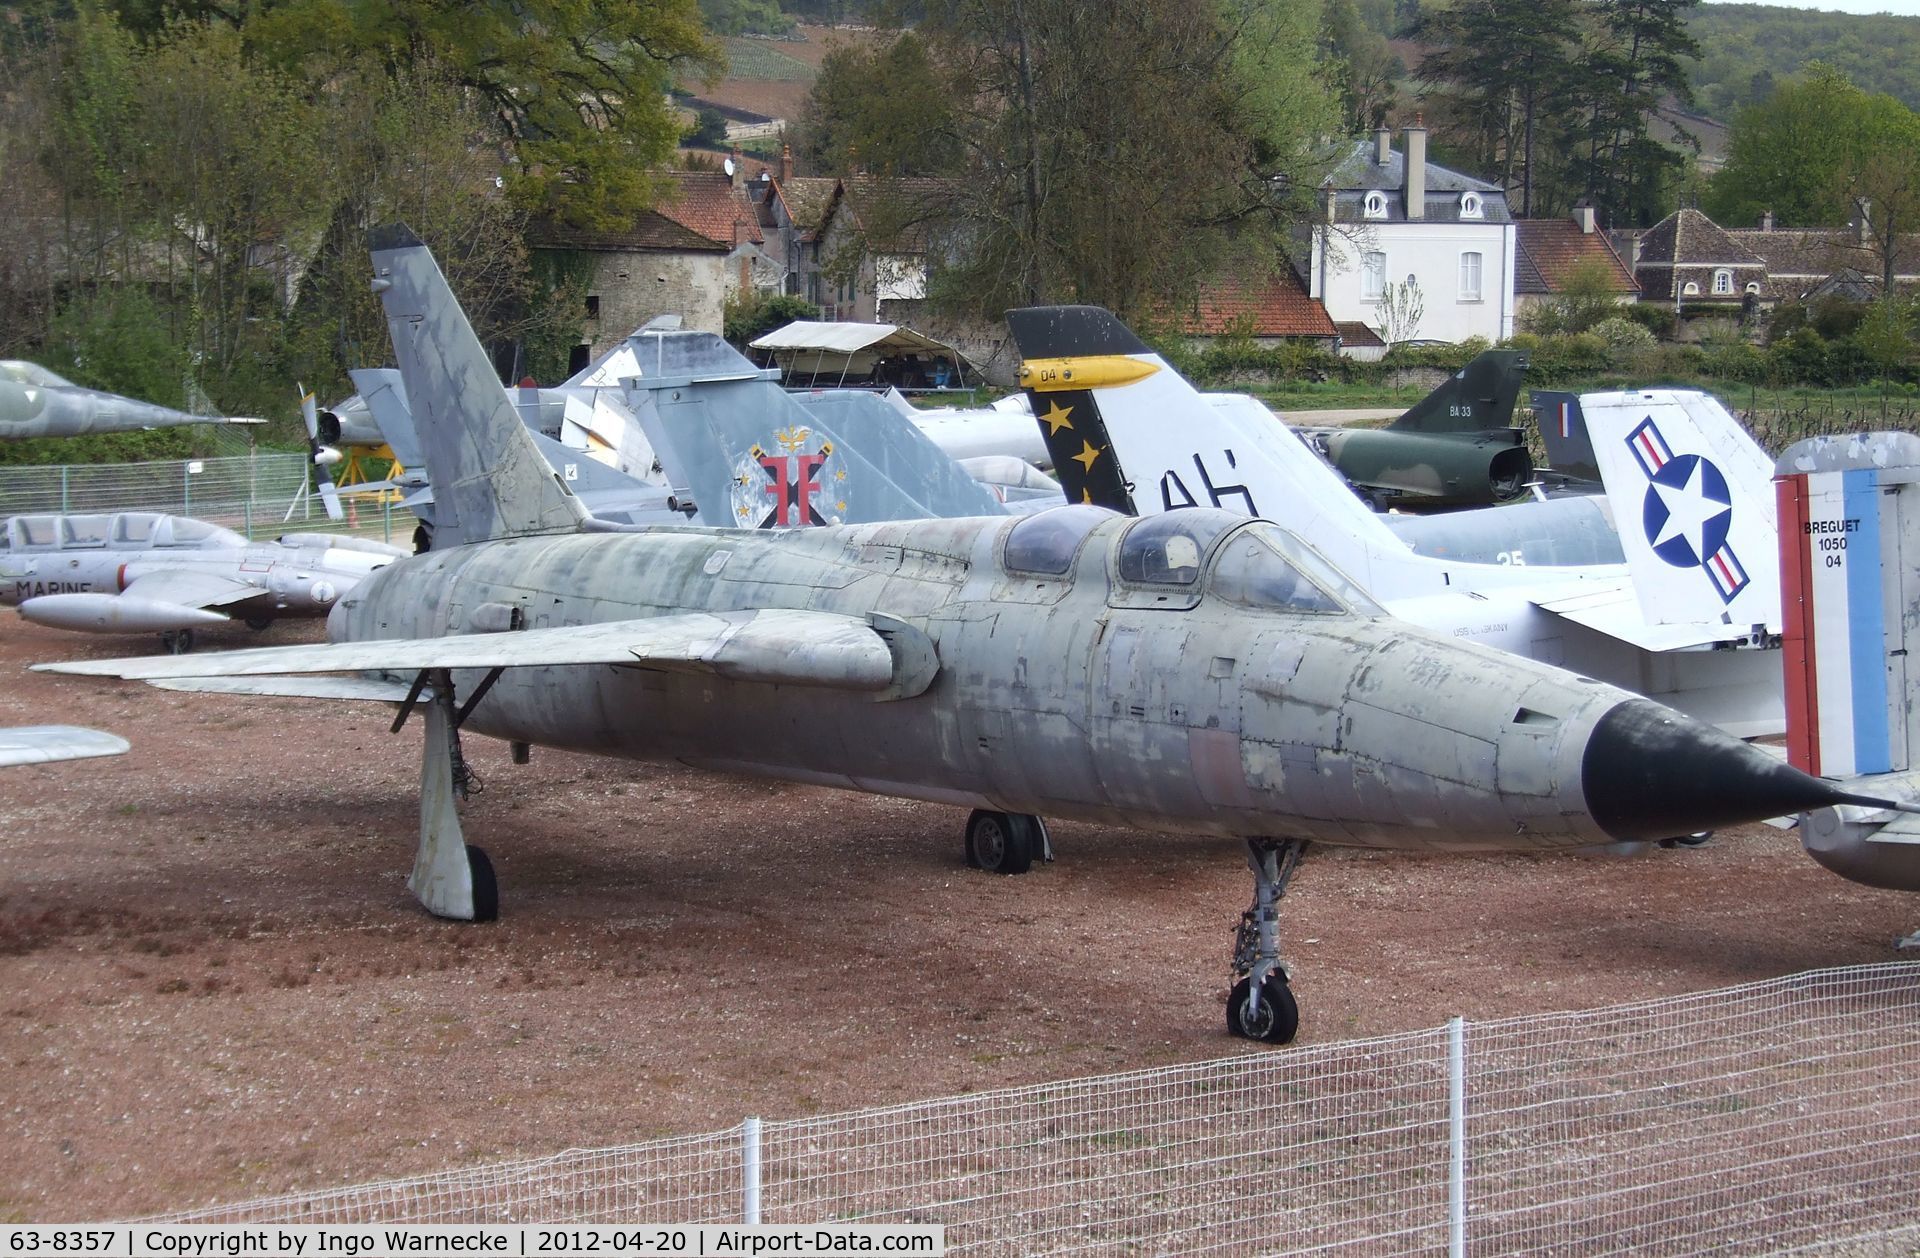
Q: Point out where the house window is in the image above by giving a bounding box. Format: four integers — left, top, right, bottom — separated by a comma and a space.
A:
1459, 252, 1483, 301
1713, 269, 1734, 295
1683, 281, 1701, 296
1461, 192, 1483, 219
1363, 191, 1387, 220
585, 294, 601, 320
1361, 251, 1387, 300
1745, 281, 1762, 295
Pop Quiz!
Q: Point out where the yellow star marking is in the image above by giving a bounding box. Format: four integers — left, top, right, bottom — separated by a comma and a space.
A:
835, 469, 847, 482
1072, 440, 1101, 472
836, 500, 847, 512
1081, 488, 1093, 504
1040, 401, 1075, 434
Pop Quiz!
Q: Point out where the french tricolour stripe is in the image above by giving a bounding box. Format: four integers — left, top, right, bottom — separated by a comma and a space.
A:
1558, 401, 1573, 440
1626, 417, 1672, 478
1795, 468, 1891, 777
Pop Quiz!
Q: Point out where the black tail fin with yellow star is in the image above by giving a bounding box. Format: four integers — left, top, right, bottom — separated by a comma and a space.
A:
1005, 306, 1162, 513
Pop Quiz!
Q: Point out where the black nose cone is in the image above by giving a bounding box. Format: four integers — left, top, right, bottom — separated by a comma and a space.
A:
1583, 699, 1858, 843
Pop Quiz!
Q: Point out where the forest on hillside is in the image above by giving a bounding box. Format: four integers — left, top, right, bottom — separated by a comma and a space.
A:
1685, 4, 1920, 118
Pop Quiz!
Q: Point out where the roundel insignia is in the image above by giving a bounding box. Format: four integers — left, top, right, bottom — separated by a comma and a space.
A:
1641, 453, 1732, 569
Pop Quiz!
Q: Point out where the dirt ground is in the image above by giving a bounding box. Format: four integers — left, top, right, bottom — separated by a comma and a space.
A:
1, 615, 1914, 1221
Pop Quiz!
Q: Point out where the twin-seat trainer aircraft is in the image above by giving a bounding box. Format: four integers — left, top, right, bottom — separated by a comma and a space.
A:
1, 362, 262, 439
35, 229, 1882, 1044
1007, 308, 1787, 738
1293, 349, 1535, 508
3, 512, 407, 651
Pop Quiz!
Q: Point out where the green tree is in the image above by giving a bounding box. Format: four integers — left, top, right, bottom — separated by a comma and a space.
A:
1572, 0, 1701, 228
1839, 95, 1920, 294
1521, 258, 1631, 335
1322, 0, 1401, 133
795, 33, 963, 177
892, 0, 1340, 320
178, 0, 724, 229
1417, 0, 1581, 218
1706, 64, 1876, 228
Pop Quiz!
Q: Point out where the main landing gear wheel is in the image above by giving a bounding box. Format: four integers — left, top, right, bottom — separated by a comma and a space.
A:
1227, 974, 1299, 1044
965, 809, 1037, 875
1227, 837, 1309, 1045
245, 615, 274, 632
161, 629, 195, 654
466, 843, 499, 923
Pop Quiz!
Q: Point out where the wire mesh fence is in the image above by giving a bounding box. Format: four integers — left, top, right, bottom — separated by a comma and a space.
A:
0, 452, 414, 548
145, 962, 1920, 1253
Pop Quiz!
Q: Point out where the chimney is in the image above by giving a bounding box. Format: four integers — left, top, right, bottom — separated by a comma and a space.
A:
729, 146, 743, 189
1403, 116, 1426, 221
1760, 209, 1774, 232
1572, 204, 1596, 234
1374, 126, 1391, 166
780, 139, 793, 182
1856, 198, 1872, 244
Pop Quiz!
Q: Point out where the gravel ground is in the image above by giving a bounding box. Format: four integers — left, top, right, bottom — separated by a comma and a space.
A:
1, 616, 1913, 1220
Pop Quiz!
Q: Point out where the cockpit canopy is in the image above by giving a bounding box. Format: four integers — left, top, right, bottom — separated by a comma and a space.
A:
999, 504, 1381, 616
1, 512, 247, 551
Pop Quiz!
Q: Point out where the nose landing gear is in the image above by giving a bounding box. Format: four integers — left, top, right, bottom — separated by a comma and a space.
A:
1228, 837, 1308, 1044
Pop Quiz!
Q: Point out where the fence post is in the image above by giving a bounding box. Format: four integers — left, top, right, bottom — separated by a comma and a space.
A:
182, 461, 191, 519
742, 1116, 762, 1225
1448, 1016, 1467, 1258
60, 465, 70, 513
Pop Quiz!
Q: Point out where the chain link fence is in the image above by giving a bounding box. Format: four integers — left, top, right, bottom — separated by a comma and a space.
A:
145, 962, 1920, 1254
0, 451, 413, 548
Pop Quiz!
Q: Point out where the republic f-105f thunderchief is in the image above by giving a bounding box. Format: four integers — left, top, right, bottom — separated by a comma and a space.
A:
4, 512, 406, 651
1, 363, 263, 439
38, 229, 1887, 1043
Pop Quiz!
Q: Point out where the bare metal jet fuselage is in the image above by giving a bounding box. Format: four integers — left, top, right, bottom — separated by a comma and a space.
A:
338, 506, 1657, 855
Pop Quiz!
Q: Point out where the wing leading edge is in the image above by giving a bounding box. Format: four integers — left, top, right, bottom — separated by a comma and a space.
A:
36, 608, 913, 694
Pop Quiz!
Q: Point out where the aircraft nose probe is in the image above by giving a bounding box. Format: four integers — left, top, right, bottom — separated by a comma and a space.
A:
1581, 698, 1900, 843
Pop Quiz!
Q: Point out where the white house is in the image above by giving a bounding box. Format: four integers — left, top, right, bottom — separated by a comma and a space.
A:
1307, 122, 1517, 345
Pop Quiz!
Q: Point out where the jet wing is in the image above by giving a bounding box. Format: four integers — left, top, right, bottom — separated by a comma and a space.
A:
119, 570, 263, 611
36, 609, 905, 692
0, 725, 130, 766
1532, 585, 1764, 651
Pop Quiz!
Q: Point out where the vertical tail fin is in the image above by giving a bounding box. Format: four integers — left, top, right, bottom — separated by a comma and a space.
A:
1392, 350, 1529, 434
1580, 389, 1780, 630
1003, 305, 1407, 577
1776, 433, 1918, 779
369, 225, 588, 548
1530, 390, 1600, 484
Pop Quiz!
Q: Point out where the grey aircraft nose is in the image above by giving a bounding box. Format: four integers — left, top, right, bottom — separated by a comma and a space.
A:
1582, 698, 1870, 842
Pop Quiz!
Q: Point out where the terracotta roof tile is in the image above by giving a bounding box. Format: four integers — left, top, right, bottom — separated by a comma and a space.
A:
654, 170, 763, 246
1184, 275, 1337, 338
527, 213, 727, 254
1513, 219, 1637, 295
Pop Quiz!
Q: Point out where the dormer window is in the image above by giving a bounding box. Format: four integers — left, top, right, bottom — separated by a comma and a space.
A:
1363, 191, 1387, 220
1713, 269, 1734, 295
1460, 192, 1483, 219
1745, 281, 1762, 295
1683, 281, 1701, 296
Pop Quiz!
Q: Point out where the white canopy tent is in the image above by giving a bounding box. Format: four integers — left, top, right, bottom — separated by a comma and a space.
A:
749, 321, 976, 390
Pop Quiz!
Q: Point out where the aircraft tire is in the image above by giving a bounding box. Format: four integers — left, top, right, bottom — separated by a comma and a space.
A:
466, 844, 500, 922
964, 810, 1034, 875
1226, 975, 1299, 1044
162, 629, 195, 655
1658, 831, 1715, 849
245, 616, 274, 632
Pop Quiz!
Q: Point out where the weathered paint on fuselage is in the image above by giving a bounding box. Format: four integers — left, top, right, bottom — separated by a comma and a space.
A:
333, 513, 1644, 854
